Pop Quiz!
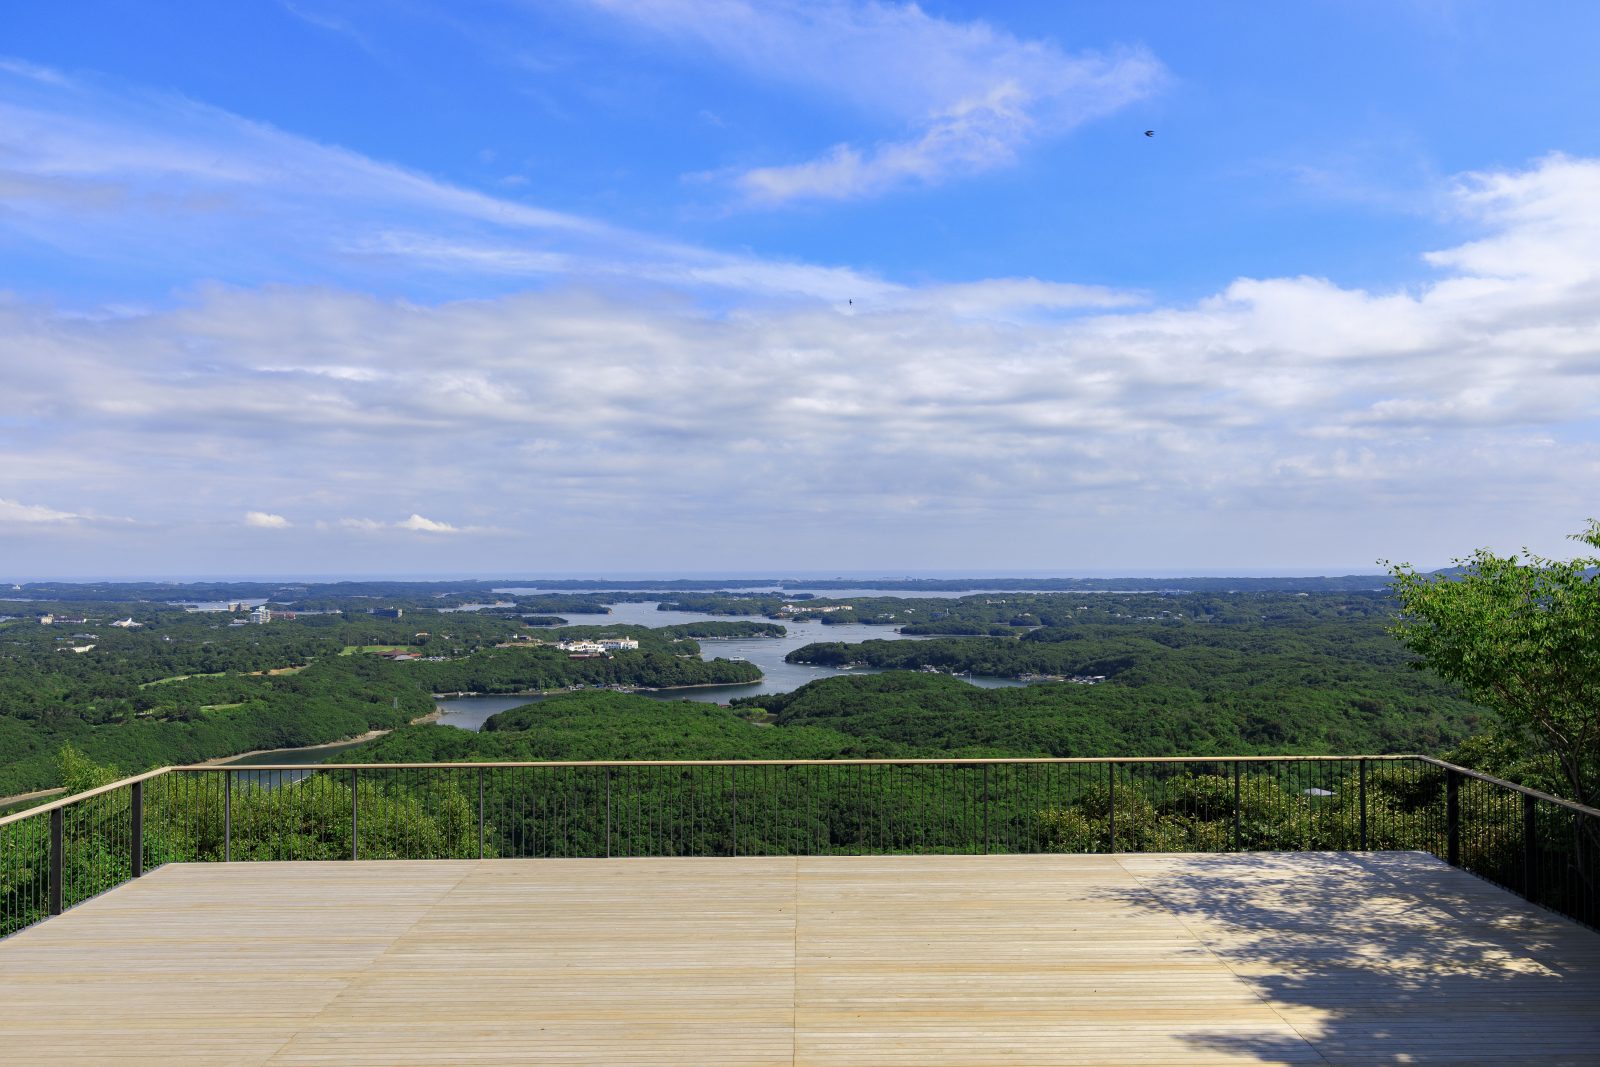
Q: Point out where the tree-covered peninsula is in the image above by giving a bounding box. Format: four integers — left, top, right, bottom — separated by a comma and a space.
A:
0, 598, 759, 795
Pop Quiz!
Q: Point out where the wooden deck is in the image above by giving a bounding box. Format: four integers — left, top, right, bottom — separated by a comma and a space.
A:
1, 852, 1596, 1065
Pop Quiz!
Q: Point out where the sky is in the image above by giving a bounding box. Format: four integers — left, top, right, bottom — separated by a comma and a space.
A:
2, 1, 1599, 579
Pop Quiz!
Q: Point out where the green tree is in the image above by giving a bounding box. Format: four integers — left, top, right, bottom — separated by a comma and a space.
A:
1387, 522, 1600, 805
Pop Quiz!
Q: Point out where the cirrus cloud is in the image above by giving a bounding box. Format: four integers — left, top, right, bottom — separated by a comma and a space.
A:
578, 0, 1164, 204
0, 498, 87, 525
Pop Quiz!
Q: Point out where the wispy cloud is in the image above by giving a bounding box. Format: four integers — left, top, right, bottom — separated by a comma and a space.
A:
244, 511, 291, 528
330, 515, 472, 534
0, 57, 929, 304
0, 498, 87, 524
579, 0, 1164, 204
0, 58, 1154, 310
276, 1, 380, 54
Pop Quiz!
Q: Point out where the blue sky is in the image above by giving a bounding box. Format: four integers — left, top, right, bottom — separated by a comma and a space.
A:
3, 1, 1599, 577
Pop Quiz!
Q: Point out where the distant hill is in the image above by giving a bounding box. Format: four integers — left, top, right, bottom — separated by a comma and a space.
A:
12, 573, 1397, 603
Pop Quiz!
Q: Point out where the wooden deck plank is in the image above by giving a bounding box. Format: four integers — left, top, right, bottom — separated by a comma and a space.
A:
0, 853, 1596, 1065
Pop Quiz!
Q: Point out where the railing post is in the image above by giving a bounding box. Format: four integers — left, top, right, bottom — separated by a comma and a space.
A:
983, 764, 991, 854
1232, 761, 1242, 853
1106, 763, 1116, 853
1445, 768, 1461, 867
731, 766, 739, 857
1522, 792, 1538, 900
1359, 759, 1368, 851
130, 780, 143, 878
224, 771, 232, 862
605, 767, 613, 859
49, 807, 63, 916
478, 768, 486, 860
350, 768, 359, 862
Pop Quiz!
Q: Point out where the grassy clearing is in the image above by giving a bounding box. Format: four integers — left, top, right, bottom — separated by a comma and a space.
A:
338, 645, 418, 656
137, 672, 224, 689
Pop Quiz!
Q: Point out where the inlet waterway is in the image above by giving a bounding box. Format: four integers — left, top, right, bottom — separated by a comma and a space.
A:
433, 600, 1023, 731
231, 594, 1027, 765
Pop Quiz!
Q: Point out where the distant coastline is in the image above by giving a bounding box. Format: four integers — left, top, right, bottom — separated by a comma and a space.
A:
196, 709, 441, 766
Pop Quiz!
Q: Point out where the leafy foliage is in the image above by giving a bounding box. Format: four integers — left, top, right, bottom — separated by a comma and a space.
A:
1389, 522, 1600, 804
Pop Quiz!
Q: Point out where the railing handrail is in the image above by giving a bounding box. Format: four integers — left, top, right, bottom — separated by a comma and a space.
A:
0, 766, 175, 829
1413, 756, 1600, 818
187, 755, 1420, 771
5, 754, 1597, 824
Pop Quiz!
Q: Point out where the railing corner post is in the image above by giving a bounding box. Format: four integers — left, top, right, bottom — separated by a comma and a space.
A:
49, 807, 64, 916
130, 779, 144, 878
1445, 768, 1461, 867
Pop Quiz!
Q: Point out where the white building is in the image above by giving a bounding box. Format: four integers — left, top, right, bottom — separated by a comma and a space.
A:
555, 637, 640, 654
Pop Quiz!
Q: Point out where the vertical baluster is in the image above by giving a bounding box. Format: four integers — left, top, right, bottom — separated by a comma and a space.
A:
350, 768, 359, 861
224, 772, 233, 862
1358, 760, 1368, 851
49, 808, 63, 917
1232, 761, 1242, 853
1107, 763, 1117, 854
1523, 792, 1538, 901
983, 764, 991, 855
1446, 768, 1461, 867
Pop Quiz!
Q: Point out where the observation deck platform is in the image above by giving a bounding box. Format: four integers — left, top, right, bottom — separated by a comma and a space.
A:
1, 852, 1596, 1066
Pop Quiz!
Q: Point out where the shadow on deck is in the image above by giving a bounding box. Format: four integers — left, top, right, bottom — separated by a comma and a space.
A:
1114, 851, 1600, 1065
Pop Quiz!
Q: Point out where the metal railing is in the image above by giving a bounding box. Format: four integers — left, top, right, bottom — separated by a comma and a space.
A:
2, 756, 1595, 938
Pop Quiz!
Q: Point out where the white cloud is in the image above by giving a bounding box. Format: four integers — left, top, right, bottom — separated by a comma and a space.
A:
244, 511, 291, 528
579, 0, 1164, 203
398, 514, 458, 533
892, 278, 1144, 317
330, 515, 468, 534
0, 498, 85, 524
1426, 152, 1600, 282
